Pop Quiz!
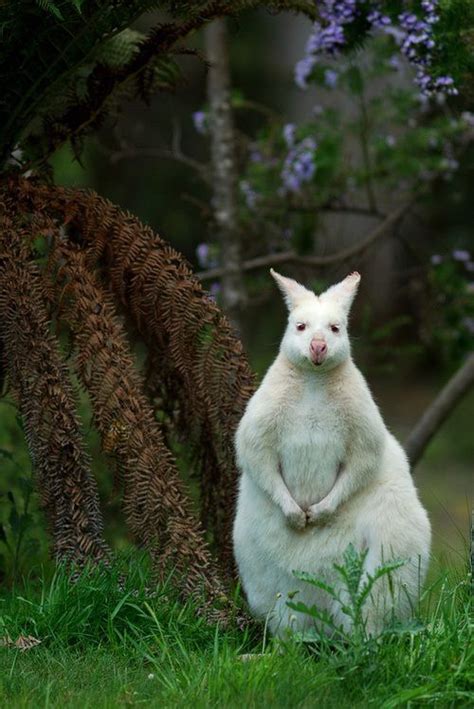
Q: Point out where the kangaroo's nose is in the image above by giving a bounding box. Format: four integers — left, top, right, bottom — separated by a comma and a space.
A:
310, 338, 327, 365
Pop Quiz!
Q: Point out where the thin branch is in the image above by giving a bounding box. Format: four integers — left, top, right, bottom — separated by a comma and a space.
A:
108, 145, 210, 180
405, 353, 474, 467
196, 200, 411, 282
319, 204, 385, 218
97, 122, 211, 182
284, 203, 385, 217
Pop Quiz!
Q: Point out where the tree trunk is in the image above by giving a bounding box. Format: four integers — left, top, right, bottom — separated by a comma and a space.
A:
205, 18, 245, 331
405, 353, 474, 467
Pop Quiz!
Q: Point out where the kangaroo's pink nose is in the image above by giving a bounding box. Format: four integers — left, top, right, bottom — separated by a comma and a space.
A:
310, 338, 327, 365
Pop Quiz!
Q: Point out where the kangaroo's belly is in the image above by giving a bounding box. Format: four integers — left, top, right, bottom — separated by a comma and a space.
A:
279, 423, 345, 509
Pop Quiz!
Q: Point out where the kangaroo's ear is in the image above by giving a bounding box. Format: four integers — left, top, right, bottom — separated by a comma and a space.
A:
270, 269, 314, 311
321, 271, 361, 314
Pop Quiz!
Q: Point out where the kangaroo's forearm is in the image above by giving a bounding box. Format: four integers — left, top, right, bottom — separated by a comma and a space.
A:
239, 452, 298, 511
318, 452, 379, 513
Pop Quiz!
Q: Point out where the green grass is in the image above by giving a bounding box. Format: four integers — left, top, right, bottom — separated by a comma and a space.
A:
0, 556, 472, 708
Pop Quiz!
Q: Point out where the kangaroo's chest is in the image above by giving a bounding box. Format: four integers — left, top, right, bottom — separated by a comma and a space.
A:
278, 387, 347, 508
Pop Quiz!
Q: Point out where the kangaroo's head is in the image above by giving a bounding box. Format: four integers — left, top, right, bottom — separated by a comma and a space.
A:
271, 269, 360, 372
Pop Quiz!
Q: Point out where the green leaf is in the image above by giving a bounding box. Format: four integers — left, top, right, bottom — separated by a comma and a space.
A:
9, 506, 20, 534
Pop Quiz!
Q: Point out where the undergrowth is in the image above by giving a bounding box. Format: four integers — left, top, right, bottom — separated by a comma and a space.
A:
0, 553, 472, 708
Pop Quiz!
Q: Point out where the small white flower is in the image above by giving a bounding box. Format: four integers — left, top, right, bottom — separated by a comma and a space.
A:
461, 111, 474, 127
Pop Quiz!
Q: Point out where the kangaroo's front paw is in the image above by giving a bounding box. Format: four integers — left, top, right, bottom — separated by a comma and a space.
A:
306, 501, 334, 526
284, 502, 307, 531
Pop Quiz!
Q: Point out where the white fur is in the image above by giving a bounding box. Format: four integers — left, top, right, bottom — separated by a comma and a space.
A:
233, 270, 431, 638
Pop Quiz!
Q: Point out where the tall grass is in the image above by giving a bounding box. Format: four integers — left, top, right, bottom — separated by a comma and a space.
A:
0, 553, 472, 708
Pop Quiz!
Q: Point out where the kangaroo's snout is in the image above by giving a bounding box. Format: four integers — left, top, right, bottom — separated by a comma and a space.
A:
310, 338, 327, 365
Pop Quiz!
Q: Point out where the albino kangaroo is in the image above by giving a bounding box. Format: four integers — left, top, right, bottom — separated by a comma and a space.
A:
233, 270, 431, 638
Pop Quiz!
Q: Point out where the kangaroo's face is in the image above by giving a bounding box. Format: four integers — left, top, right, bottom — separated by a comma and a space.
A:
271, 269, 360, 372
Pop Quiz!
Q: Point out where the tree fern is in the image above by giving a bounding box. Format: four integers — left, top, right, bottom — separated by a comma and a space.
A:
35, 0, 85, 20
0, 1, 161, 163
0, 0, 319, 169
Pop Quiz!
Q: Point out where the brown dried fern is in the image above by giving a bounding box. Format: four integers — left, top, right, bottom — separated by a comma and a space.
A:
12, 179, 256, 575
49, 243, 229, 615
0, 213, 109, 564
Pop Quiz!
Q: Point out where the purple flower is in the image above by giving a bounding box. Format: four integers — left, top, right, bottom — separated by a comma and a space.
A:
386, 134, 396, 147
295, 56, 316, 89
388, 54, 402, 70
192, 111, 207, 134
366, 0, 456, 99
296, 0, 455, 99
240, 180, 258, 209
294, 1, 357, 90
281, 136, 317, 193
209, 282, 221, 301
249, 148, 263, 163
196, 242, 210, 267
324, 68, 339, 88
368, 10, 392, 29
452, 249, 470, 262
283, 123, 296, 147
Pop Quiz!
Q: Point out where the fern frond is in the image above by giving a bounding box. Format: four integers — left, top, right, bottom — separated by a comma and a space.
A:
0, 211, 109, 565
49, 243, 230, 618
10, 178, 256, 578
35, 0, 64, 20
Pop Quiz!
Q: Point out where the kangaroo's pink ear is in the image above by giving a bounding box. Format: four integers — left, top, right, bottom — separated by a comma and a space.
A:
270, 269, 314, 311
321, 272, 361, 314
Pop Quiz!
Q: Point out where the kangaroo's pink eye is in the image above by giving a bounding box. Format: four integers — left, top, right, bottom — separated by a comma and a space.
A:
296, 323, 306, 332
331, 324, 340, 333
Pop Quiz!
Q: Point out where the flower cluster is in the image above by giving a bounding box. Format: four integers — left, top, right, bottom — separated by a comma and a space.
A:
196, 242, 219, 269
196, 242, 210, 267
281, 126, 317, 193
295, 0, 357, 88
367, 9, 391, 29
399, 2, 457, 97
431, 248, 474, 271
240, 180, 258, 209
209, 282, 221, 301
192, 111, 208, 134
296, 0, 457, 98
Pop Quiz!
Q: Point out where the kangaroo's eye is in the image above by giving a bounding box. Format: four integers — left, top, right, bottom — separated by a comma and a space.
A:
296, 323, 306, 332
330, 324, 340, 333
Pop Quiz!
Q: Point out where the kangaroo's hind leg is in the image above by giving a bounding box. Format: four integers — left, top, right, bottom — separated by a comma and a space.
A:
360, 539, 429, 636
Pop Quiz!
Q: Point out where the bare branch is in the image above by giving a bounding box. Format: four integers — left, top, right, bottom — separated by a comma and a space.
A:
319, 205, 385, 218
108, 145, 211, 181
98, 124, 211, 182
405, 353, 474, 467
196, 200, 411, 282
